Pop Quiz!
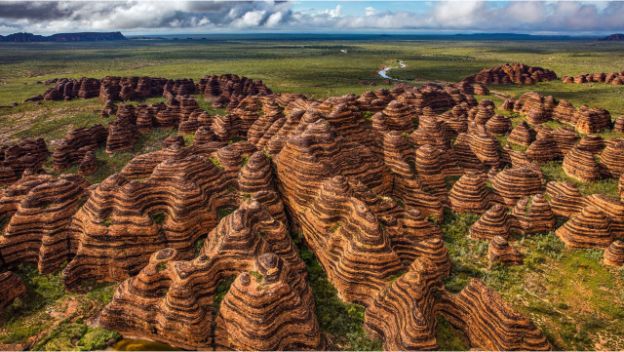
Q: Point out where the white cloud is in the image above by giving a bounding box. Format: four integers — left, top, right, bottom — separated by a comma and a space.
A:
326, 5, 342, 18
0, 1, 623, 34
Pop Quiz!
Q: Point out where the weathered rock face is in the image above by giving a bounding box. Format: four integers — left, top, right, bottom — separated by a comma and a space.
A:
620, 174, 624, 200
100, 200, 321, 350
461, 63, 557, 85
514, 92, 557, 125
546, 181, 586, 218
106, 115, 138, 154
486, 114, 512, 135
526, 131, 562, 164
0, 174, 89, 274
562, 71, 624, 85
512, 91, 614, 135
511, 194, 556, 235
470, 204, 512, 240
604, 240, 624, 267
52, 125, 107, 170
556, 205, 613, 249
34, 73, 273, 105
614, 116, 624, 132
562, 144, 603, 182
491, 166, 544, 206
12, 75, 560, 350
364, 257, 443, 351
508, 122, 536, 147
488, 235, 523, 267
199, 74, 272, 108
599, 139, 624, 178
545, 180, 624, 250
552, 99, 576, 125
449, 172, 495, 214
63, 152, 239, 287
439, 279, 550, 351
574, 105, 612, 134
0, 271, 26, 310
99, 76, 168, 102
42, 77, 100, 101
0, 138, 49, 185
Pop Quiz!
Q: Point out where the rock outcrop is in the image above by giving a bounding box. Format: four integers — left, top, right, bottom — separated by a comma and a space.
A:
100, 200, 321, 350
0, 174, 89, 273
491, 167, 543, 206
462, 63, 557, 85
449, 172, 495, 214
470, 204, 512, 240
439, 279, 550, 351
0, 271, 27, 310
52, 125, 107, 170
603, 240, 624, 266
488, 236, 523, 267
0, 138, 49, 184
562, 71, 624, 85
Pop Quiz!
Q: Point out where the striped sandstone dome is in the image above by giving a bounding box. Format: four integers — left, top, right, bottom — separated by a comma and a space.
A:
488, 235, 523, 267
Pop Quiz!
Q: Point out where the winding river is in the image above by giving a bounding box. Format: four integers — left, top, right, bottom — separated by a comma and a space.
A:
378, 60, 406, 80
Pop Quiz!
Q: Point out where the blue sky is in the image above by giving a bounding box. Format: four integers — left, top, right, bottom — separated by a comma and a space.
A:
0, 1, 622, 35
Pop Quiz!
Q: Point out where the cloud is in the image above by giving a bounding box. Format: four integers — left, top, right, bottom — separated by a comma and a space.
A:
0, 1, 291, 33
0, 1, 623, 34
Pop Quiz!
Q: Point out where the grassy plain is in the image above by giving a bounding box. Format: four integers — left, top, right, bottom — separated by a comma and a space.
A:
1, 38, 623, 350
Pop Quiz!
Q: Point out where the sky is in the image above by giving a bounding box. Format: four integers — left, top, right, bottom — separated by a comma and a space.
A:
0, 1, 622, 36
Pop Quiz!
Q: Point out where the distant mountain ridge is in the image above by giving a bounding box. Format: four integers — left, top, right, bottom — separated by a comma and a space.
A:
600, 33, 624, 41
0, 32, 126, 42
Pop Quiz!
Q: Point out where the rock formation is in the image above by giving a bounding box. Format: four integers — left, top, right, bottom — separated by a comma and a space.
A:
199, 74, 272, 108
508, 122, 536, 147
470, 204, 512, 240
5, 73, 565, 350
599, 139, 624, 177
63, 150, 240, 287
0, 271, 27, 310
439, 279, 550, 351
491, 166, 544, 206
462, 63, 557, 85
556, 205, 613, 248
0, 138, 49, 184
488, 236, 523, 267
603, 240, 624, 266
449, 172, 495, 214
0, 174, 89, 273
511, 194, 556, 235
562, 143, 603, 182
562, 71, 624, 85
99, 200, 321, 350
574, 105, 612, 134
364, 257, 443, 351
52, 125, 107, 170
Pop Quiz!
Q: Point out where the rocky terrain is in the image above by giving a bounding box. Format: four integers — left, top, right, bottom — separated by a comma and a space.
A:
562, 72, 624, 85
1, 62, 624, 350
461, 63, 557, 85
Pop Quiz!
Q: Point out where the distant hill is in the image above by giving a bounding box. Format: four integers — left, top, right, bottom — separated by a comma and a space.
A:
600, 33, 624, 41
0, 32, 126, 42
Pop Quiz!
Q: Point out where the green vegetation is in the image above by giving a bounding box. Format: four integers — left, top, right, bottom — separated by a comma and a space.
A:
2, 40, 624, 113
541, 160, 620, 197
0, 264, 121, 350
440, 210, 624, 350
435, 316, 470, 351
